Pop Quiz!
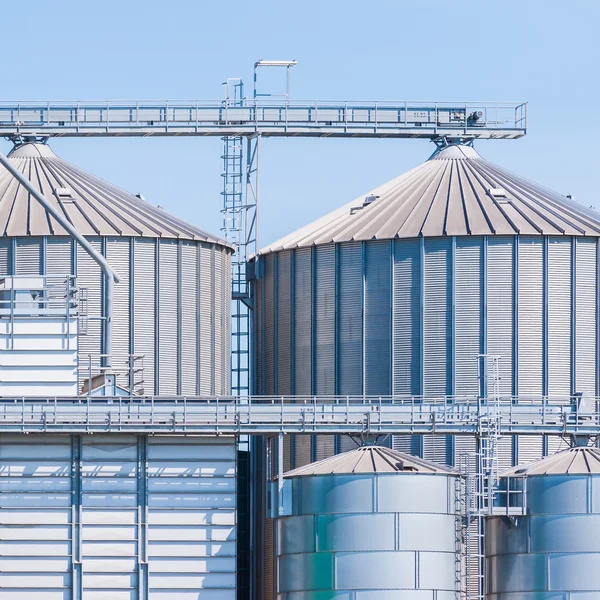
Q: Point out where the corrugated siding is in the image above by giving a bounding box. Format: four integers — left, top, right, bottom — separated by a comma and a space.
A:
487, 237, 514, 396
264, 254, 275, 396
548, 238, 572, 396
0, 238, 13, 274
214, 246, 224, 395
516, 436, 544, 464
455, 238, 482, 395
46, 237, 73, 276
15, 237, 42, 274
423, 238, 452, 396
293, 248, 312, 396
158, 240, 178, 394
422, 435, 447, 465
105, 238, 131, 388
199, 245, 214, 395
292, 436, 312, 468
576, 238, 597, 394
336, 242, 363, 396
222, 250, 231, 395
393, 239, 421, 395
364, 241, 392, 396
181, 242, 198, 395
277, 252, 292, 396
133, 238, 156, 395
314, 245, 335, 396
77, 237, 103, 380
518, 237, 544, 396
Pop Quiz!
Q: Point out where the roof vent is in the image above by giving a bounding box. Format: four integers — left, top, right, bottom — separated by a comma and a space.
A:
54, 187, 74, 200
487, 187, 508, 199
363, 194, 380, 206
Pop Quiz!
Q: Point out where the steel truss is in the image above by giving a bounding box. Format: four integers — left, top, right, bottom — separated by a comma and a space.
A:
0, 395, 598, 435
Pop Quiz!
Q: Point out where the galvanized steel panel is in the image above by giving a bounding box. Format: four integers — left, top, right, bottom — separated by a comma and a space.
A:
133, 238, 156, 394
45, 237, 73, 276
486, 237, 514, 395
214, 246, 224, 395
518, 237, 544, 395
392, 238, 421, 395
105, 238, 131, 387
0, 237, 13, 274
314, 245, 335, 396
576, 238, 597, 393
455, 238, 482, 395
277, 251, 292, 396
158, 240, 179, 394
364, 241, 392, 396
548, 237, 572, 396
199, 244, 215, 395
181, 242, 198, 395
336, 242, 362, 396
423, 238, 451, 396
293, 248, 312, 395
264, 254, 275, 396
15, 237, 42, 274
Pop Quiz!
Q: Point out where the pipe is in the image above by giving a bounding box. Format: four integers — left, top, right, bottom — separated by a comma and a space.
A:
0, 150, 120, 368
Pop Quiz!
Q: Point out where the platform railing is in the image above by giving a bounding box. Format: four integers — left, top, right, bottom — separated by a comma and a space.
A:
0, 393, 596, 434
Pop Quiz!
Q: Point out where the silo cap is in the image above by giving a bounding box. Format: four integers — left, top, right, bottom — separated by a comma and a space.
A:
502, 447, 600, 476
283, 446, 457, 477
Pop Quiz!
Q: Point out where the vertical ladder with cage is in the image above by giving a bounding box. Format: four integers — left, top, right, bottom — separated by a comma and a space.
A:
464, 354, 503, 600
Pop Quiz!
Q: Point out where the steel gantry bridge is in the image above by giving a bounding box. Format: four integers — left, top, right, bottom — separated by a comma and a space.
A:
0, 60, 528, 398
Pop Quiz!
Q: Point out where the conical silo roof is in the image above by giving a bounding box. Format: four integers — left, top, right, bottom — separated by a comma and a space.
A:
260, 143, 600, 254
0, 142, 231, 246
503, 447, 600, 476
283, 445, 456, 477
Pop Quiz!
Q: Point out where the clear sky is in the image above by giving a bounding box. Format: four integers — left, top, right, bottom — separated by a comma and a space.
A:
1, 0, 598, 246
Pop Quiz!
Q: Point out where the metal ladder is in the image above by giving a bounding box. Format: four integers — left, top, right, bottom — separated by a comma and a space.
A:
464, 355, 503, 600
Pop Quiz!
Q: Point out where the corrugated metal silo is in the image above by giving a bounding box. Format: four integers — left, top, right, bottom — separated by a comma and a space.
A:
0, 142, 232, 395
276, 446, 460, 599
487, 447, 600, 598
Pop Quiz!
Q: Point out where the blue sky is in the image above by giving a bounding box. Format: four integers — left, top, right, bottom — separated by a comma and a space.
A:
1, 0, 598, 246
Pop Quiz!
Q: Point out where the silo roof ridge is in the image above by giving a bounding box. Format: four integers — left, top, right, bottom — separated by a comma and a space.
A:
283, 446, 457, 477
0, 142, 233, 248
502, 447, 600, 476
259, 145, 600, 254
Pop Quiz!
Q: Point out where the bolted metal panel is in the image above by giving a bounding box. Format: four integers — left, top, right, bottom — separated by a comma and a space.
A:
576, 237, 597, 393
0, 434, 236, 599
336, 242, 363, 396
105, 238, 131, 387
223, 249, 231, 395
15, 237, 42, 275
486, 237, 515, 396
77, 237, 103, 380
293, 248, 312, 396
423, 237, 452, 396
455, 238, 483, 395
133, 238, 156, 395
516, 436, 544, 465
487, 471, 600, 597
277, 251, 292, 397
392, 238, 421, 395
46, 237, 74, 276
158, 240, 179, 394
292, 436, 312, 469
199, 244, 215, 396
264, 254, 275, 396
518, 237, 544, 396
547, 237, 572, 396
364, 241, 392, 396
255, 259, 264, 395
214, 246, 225, 396
0, 237, 13, 274
313, 245, 335, 396
277, 468, 459, 598
181, 242, 198, 396
423, 435, 449, 466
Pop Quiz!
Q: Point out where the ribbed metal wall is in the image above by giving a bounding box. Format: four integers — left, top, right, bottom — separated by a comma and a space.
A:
256, 234, 600, 468
0, 235, 231, 396
487, 472, 600, 598
0, 434, 237, 600
277, 472, 459, 599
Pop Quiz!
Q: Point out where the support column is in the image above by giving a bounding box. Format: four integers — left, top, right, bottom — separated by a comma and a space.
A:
71, 435, 83, 600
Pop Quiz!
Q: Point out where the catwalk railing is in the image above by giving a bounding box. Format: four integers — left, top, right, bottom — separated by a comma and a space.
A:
0, 100, 527, 139
0, 394, 597, 434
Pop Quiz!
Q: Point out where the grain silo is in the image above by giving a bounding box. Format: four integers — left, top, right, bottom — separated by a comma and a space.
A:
487, 446, 600, 598
0, 141, 232, 395
0, 142, 238, 600
252, 141, 600, 596
276, 446, 460, 599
